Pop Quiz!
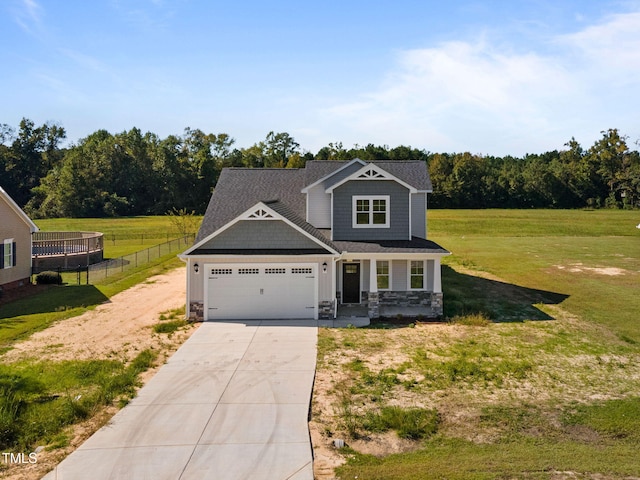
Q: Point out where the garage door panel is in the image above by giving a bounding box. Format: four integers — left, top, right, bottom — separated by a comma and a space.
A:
206, 264, 317, 320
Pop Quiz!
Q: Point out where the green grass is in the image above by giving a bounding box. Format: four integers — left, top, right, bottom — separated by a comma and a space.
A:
429, 209, 640, 342
35, 215, 201, 258
0, 349, 156, 451
563, 397, 640, 441
322, 209, 640, 479
362, 406, 439, 440
153, 319, 187, 334
34, 216, 201, 238
0, 254, 183, 354
337, 437, 640, 479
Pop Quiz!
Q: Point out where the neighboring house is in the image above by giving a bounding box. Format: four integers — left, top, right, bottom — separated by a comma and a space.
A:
180, 159, 449, 321
0, 186, 39, 290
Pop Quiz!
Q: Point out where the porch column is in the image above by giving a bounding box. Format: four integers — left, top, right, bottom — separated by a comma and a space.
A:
368, 258, 379, 319
369, 258, 378, 293
433, 257, 442, 293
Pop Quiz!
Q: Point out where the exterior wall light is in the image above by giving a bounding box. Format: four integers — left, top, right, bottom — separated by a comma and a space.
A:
194, 263, 199, 273
322, 262, 327, 273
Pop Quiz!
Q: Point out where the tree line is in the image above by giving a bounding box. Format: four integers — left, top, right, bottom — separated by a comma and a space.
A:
0, 118, 638, 218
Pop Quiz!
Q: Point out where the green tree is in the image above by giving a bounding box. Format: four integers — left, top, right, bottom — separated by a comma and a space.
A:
2, 118, 66, 207
263, 131, 300, 168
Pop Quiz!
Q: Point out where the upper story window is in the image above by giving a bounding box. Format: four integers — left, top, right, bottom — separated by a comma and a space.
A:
352, 195, 390, 228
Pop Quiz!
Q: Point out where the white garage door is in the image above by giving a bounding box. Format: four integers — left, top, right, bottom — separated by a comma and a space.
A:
205, 263, 317, 320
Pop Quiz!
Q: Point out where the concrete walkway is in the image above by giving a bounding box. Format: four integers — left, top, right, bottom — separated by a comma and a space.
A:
42, 320, 318, 480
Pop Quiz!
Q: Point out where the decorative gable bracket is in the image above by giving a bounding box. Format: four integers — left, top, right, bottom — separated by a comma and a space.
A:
325, 163, 417, 194
356, 166, 389, 180
243, 208, 275, 220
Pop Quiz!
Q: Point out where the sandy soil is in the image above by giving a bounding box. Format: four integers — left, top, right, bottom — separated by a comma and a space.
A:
2, 267, 192, 364
1, 266, 199, 480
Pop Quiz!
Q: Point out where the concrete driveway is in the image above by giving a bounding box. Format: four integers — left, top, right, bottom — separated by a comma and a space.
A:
42, 320, 318, 480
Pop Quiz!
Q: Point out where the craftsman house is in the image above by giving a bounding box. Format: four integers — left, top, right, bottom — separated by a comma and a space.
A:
180, 159, 449, 321
0, 186, 39, 290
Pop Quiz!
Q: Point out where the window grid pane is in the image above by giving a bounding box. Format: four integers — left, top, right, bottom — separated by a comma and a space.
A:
372, 213, 386, 224
356, 213, 370, 224
410, 261, 424, 289
356, 199, 369, 211
376, 261, 389, 289
373, 199, 386, 212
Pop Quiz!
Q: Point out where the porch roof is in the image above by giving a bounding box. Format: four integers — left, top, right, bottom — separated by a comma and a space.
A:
319, 232, 450, 255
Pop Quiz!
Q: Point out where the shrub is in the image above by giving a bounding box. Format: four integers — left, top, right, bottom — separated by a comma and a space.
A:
36, 271, 62, 285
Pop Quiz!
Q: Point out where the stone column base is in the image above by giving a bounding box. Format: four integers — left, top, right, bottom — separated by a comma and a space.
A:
189, 301, 204, 322
368, 292, 380, 319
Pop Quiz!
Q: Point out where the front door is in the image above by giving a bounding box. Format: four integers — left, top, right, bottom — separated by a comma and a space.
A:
342, 263, 360, 303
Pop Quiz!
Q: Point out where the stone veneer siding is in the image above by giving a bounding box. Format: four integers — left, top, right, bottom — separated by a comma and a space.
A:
367, 290, 443, 318
189, 301, 204, 321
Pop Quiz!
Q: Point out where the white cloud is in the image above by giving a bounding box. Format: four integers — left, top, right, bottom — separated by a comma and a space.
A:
13, 0, 44, 35
559, 11, 640, 72
321, 39, 573, 154
318, 9, 640, 155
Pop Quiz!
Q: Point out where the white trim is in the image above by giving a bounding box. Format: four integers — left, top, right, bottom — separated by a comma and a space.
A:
330, 192, 334, 241
180, 201, 339, 256
301, 158, 366, 193
3, 238, 14, 269
0, 187, 38, 233
408, 193, 412, 240
325, 163, 418, 194
352, 195, 390, 229
242, 207, 277, 220
433, 257, 442, 293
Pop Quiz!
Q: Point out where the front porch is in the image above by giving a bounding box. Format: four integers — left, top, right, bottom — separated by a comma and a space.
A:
335, 255, 446, 319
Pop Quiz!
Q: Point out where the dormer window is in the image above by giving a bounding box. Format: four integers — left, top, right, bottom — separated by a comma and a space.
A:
352, 195, 390, 228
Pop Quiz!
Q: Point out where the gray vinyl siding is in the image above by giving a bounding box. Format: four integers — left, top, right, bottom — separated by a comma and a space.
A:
200, 220, 321, 250
392, 260, 408, 290
411, 193, 427, 239
307, 161, 366, 228
332, 180, 410, 241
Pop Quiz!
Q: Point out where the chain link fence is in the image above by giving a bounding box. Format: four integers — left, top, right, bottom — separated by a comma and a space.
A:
84, 234, 194, 284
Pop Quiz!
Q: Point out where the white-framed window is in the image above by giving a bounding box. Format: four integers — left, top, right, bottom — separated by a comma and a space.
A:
3, 239, 14, 269
352, 195, 390, 228
376, 260, 390, 290
409, 260, 425, 290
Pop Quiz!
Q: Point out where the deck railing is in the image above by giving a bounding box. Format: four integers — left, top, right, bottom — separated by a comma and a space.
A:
32, 232, 104, 256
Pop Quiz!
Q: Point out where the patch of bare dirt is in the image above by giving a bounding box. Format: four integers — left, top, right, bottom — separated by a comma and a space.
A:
0, 267, 198, 480
553, 263, 629, 276
1, 267, 193, 364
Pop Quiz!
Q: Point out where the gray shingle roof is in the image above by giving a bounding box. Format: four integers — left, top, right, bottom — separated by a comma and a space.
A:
304, 159, 432, 191
330, 236, 449, 254
195, 168, 306, 242
195, 160, 435, 250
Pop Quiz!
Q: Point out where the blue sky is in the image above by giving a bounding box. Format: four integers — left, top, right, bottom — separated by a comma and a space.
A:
2, 0, 640, 156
